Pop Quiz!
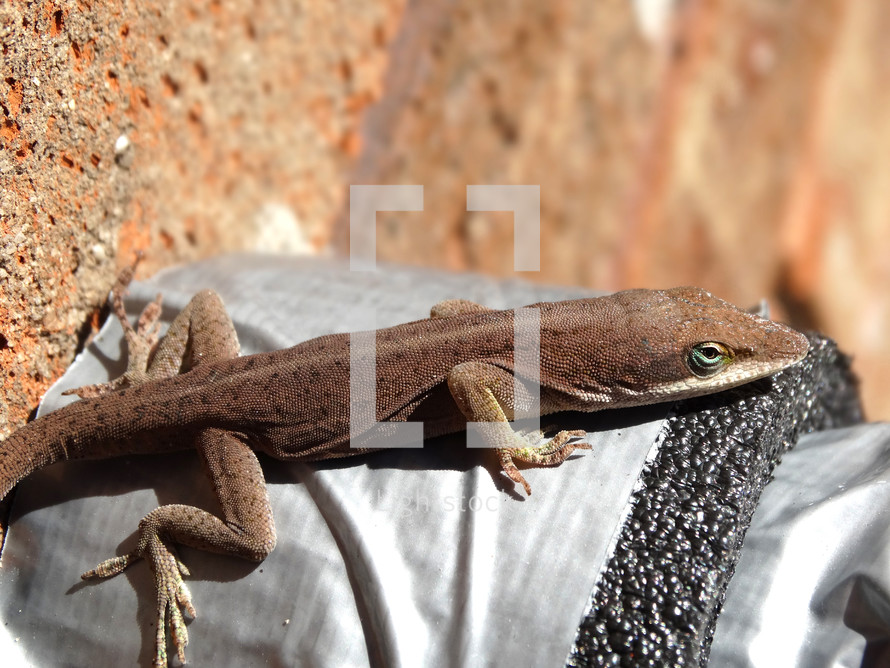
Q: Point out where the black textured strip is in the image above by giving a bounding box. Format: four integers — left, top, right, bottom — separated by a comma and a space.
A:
567, 334, 863, 667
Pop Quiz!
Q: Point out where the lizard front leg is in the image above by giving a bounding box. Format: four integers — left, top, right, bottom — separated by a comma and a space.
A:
446, 361, 589, 495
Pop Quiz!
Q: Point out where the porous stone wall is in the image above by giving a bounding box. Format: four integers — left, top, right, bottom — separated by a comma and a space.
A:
2, 0, 888, 433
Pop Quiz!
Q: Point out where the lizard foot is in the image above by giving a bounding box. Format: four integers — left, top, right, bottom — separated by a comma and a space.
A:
63, 261, 164, 398
83, 534, 195, 668
498, 429, 590, 495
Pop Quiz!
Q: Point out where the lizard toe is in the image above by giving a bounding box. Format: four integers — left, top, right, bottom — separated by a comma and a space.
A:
82, 551, 141, 579
148, 535, 195, 667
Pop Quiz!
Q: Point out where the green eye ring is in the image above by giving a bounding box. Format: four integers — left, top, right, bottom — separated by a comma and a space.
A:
687, 341, 733, 378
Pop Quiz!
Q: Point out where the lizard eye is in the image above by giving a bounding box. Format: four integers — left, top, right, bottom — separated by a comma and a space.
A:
687, 341, 733, 378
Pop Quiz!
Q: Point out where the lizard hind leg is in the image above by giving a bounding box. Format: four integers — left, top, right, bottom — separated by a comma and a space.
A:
81, 428, 276, 668
77, 284, 249, 666
65, 280, 239, 399
62, 261, 163, 398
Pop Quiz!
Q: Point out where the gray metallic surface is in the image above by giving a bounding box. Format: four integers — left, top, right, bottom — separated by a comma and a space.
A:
711, 423, 890, 668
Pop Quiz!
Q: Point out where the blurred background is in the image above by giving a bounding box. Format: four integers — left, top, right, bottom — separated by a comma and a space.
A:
1, 0, 888, 433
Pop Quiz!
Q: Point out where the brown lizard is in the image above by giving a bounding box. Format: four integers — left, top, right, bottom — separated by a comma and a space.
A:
0, 267, 809, 666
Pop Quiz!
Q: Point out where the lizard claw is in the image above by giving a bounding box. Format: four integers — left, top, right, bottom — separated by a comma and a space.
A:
498, 429, 591, 496
500, 458, 533, 496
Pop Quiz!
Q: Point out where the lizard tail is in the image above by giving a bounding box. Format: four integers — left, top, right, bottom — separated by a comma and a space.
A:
0, 415, 67, 500
0, 383, 205, 500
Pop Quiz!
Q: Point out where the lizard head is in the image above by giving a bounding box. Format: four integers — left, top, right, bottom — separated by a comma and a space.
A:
607, 286, 810, 403
544, 286, 810, 408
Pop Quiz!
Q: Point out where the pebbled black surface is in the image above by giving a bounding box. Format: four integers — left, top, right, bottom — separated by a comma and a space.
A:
566, 334, 863, 667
